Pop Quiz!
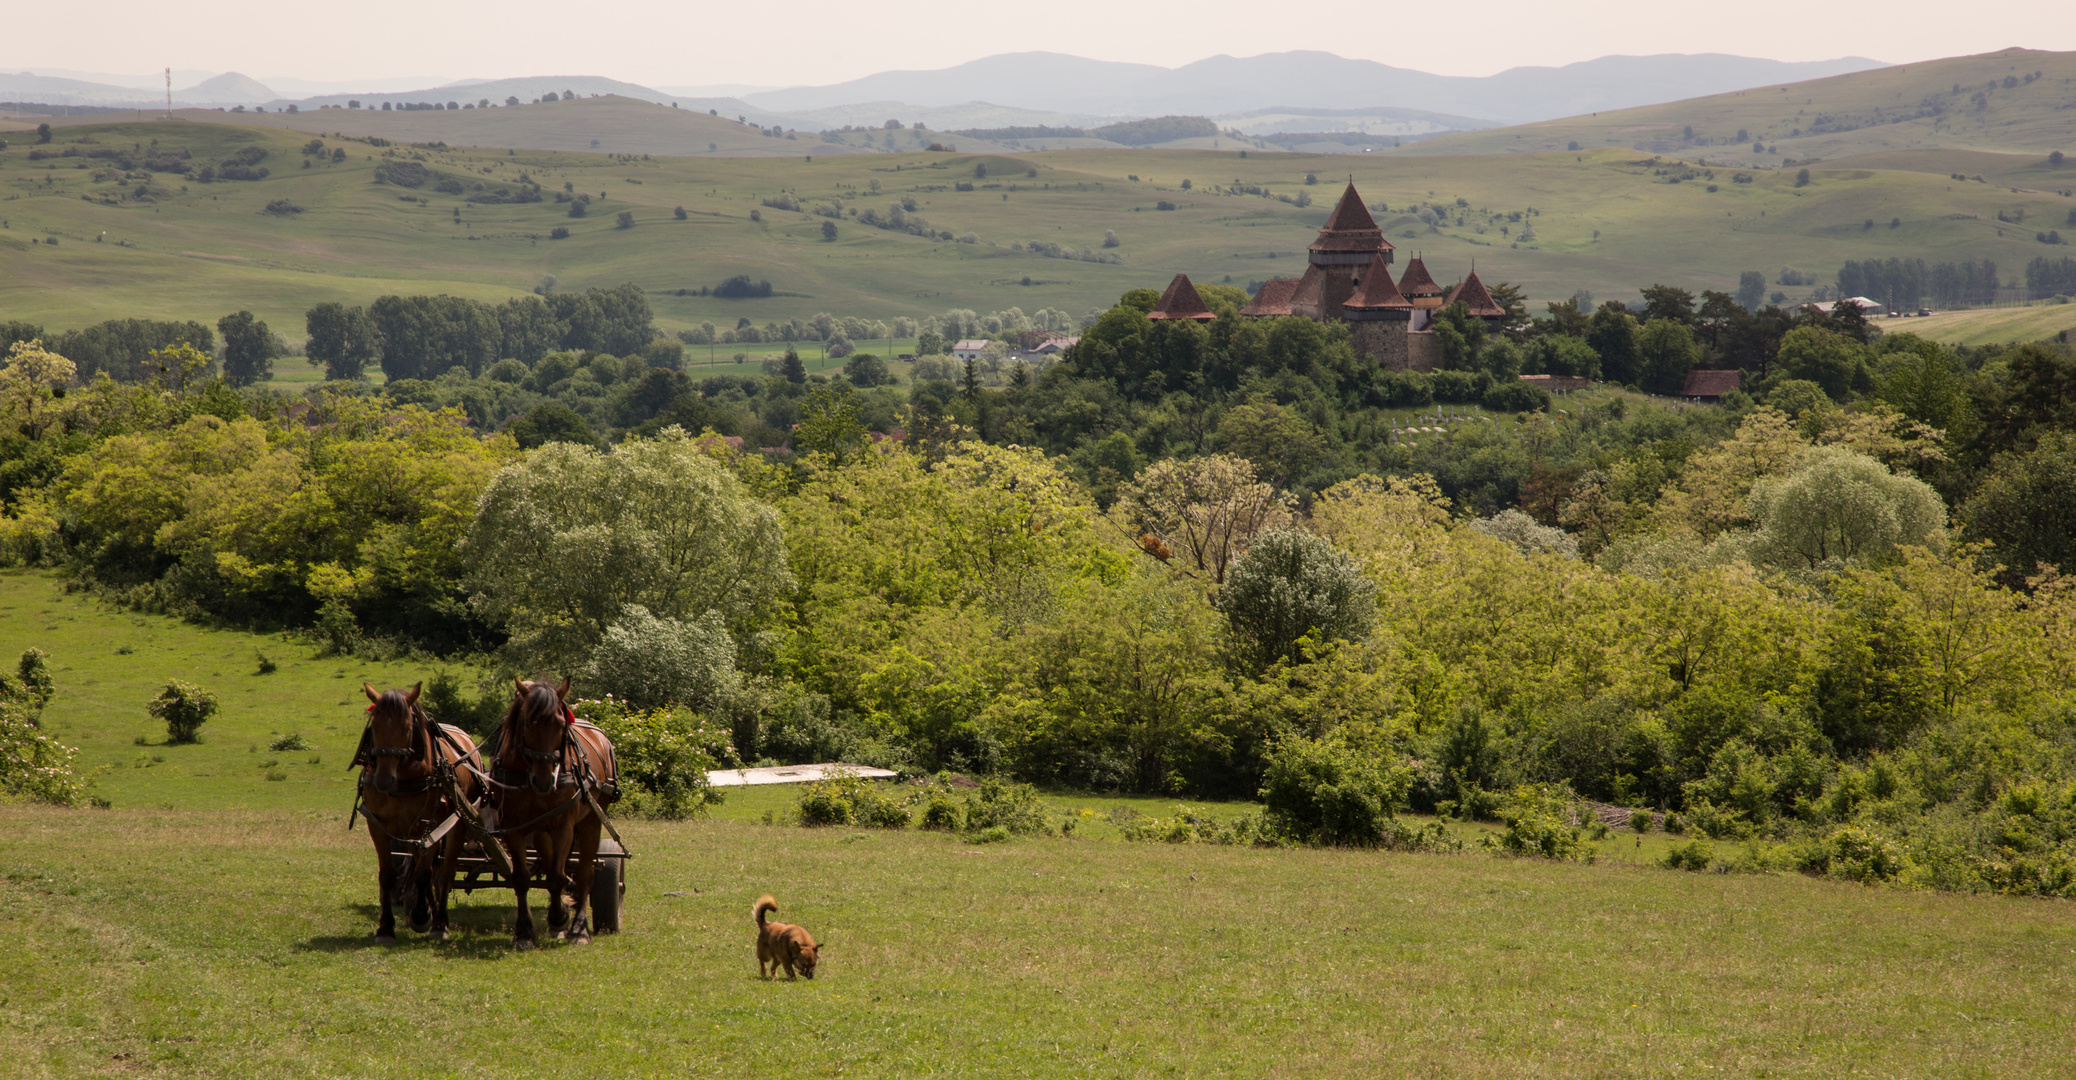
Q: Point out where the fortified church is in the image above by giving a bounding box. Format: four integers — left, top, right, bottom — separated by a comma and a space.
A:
1146, 182, 1505, 370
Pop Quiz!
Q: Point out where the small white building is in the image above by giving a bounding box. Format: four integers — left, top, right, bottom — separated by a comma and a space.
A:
951, 338, 990, 361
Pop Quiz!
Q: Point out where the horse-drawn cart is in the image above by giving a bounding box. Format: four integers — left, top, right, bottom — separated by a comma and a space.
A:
382, 828, 628, 933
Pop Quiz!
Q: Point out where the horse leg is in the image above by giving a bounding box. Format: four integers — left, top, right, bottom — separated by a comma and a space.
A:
370, 825, 398, 944
564, 814, 603, 944
428, 831, 460, 941
542, 826, 573, 935
506, 835, 536, 950
407, 853, 434, 934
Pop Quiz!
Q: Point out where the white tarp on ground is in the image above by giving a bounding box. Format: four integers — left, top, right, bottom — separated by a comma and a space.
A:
705, 763, 898, 786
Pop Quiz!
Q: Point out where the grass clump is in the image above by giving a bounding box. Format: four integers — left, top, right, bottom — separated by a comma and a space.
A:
267, 733, 312, 752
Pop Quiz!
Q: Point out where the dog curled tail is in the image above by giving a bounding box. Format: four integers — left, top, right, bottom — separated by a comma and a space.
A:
754, 894, 778, 927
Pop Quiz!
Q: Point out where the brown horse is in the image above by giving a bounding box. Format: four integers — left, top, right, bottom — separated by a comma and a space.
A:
354, 683, 484, 943
485, 677, 619, 949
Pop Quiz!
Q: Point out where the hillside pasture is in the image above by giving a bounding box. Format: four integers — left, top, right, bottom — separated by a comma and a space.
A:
0, 108, 2072, 342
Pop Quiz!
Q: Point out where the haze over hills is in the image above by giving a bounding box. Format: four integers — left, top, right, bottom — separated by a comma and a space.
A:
4, 49, 1886, 136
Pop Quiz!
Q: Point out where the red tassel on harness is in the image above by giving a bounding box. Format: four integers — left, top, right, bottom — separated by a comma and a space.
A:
564, 706, 577, 726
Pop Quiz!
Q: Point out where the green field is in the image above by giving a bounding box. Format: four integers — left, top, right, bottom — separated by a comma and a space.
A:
1906, 302, 2076, 345
4, 569, 2075, 1077
3, 97, 2073, 343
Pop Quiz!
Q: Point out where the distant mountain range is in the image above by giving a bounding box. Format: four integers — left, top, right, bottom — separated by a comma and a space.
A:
3, 50, 1887, 133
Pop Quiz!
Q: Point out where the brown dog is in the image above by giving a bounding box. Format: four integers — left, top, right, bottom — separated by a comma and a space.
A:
754, 895, 821, 980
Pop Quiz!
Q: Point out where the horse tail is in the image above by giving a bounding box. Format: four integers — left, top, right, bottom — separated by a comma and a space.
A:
754, 895, 777, 927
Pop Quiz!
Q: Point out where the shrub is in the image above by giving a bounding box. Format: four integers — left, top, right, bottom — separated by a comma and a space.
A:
1629, 808, 1654, 833
1826, 825, 1905, 882
1489, 786, 1587, 860
584, 605, 740, 712
149, 680, 218, 743
1, 701, 84, 805
961, 777, 1048, 836
1120, 805, 1273, 846
254, 651, 277, 675
1260, 727, 1411, 846
549, 226, 570, 240
918, 787, 964, 831
796, 769, 908, 828
580, 700, 735, 820
1661, 839, 1715, 871
1483, 380, 1550, 413
1, 648, 54, 713
268, 733, 313, 752
969, 825, 1012, 844
1663, 813, 1687, 835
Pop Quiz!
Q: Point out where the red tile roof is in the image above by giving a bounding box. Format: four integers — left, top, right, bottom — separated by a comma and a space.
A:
1321, 183, 1378, 232
1682, 369, 1743, 398
1398, 257, 1443, 297
1289, 264, 1324, 308
1240, 278, 1301, 316
1343, 254, 1411, 309
1446, 269, 1506, 318
1309, 183, 1390, 255
1147, 273, 1216, 321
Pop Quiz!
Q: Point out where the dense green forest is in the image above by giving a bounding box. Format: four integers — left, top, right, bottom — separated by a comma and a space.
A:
4, 276, 2076, 897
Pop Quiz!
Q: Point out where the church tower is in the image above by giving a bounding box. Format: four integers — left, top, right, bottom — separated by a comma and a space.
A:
1290, 184, 1392, 322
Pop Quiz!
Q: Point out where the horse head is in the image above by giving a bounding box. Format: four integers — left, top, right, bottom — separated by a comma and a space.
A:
502, 676, 572, 795
362, 682, 424, 795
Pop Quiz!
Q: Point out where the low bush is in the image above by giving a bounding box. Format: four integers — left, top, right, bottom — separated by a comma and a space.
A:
1629, 808, 1655, 834
1, 701, 84, 805
1661, 839, 1715, 871
267, 733, 312, 752
1488, 786, 1587, 860
1260, 726, 1411, 847
962, 777, 1049, 836
796, 769, 909, 828
149, 680, 217, 744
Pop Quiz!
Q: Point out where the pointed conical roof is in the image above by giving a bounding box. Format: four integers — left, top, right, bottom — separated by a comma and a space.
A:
1398, 256, 1443, 297
1308, 183, 1389, 255
1239, 278, 1301, 317
1289, 264, 1325, 308
1446, 269, 1506, 318
1343, 254, 1411, 309
1147, 273, 1216, 321
1322, 183, 1378, 232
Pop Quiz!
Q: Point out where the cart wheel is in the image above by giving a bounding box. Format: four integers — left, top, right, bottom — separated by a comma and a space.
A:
590, 857, 624, 934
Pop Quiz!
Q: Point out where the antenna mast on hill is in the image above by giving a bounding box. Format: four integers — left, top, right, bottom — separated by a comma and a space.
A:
163, 68, 172, 120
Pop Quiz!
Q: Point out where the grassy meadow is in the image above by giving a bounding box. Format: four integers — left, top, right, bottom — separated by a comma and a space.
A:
4, 568, 2076, 1077
2, 100, 2073, 343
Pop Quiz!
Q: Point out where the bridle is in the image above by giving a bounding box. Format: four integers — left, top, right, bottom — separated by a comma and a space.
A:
493, 694, 576, 792
361, 697, 441, 795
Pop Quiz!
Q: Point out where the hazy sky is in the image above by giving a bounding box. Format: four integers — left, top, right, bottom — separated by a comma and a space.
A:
18, 0, 2073, 89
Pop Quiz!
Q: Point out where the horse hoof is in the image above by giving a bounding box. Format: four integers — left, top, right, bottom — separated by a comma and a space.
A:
515, 939, 535, 952
375, 934, 397, 945
429, 927, 449, 941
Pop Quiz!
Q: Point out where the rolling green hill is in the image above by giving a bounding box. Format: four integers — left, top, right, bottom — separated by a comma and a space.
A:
1402, 47, 2076, 164
7, 97, 873, 159
1, 110, 2071, 342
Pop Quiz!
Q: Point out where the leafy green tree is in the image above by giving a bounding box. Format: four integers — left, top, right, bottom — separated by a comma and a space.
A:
616, 210, 635, 229
1736, 271, 1767, 311
793, 383, 868, 464
1641, 284, 1697, 325
843, 352, 890, 388
1747, 446, 1946, 573
1217, 528, 1376, 672
821, 220, 838, 241
216, 310, 278, 387
1637, 318, 1701, 395
464, 429, 792, 673
1959, 433, 2076, 586
1119, 454, 1291, 585
780, 345, 806, 384
35, 123, 51, 144
504, 402, 596, 449
1587, 303, 1642, 385
1773, 326, 1868, 402
1216, 395, 1328, 485
1874, 336, 1976, 443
